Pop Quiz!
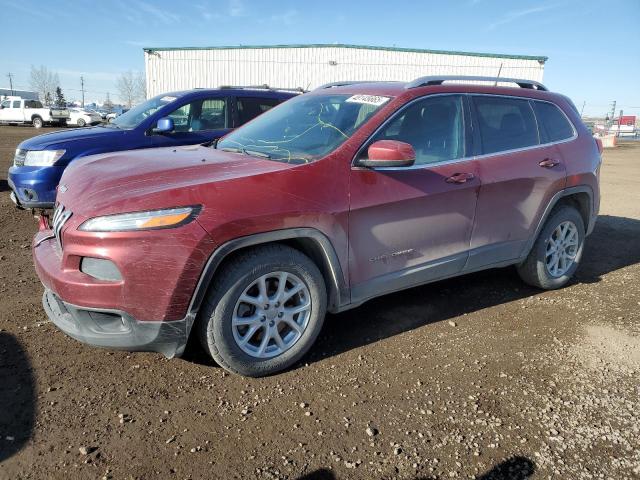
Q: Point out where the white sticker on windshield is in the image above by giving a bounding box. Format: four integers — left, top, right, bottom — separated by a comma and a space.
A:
160, 96, 177, 103
345, 95, 390, 106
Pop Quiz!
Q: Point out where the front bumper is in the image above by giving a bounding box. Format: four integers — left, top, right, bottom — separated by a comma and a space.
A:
7, 165, 61, 209
42, 289, 187, 357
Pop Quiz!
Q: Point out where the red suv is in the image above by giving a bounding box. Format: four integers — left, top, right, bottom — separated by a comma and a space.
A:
33, 76, 601, 377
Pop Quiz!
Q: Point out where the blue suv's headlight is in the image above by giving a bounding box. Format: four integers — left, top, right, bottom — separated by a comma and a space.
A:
23, 149, 66, 166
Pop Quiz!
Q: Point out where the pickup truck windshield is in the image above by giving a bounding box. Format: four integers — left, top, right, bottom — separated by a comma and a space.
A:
217, 93, 391, 164
110, 94, 180, 130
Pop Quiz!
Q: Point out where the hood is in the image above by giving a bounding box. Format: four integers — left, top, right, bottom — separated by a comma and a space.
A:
19, 125, 125, 151
56, 144, 295, 216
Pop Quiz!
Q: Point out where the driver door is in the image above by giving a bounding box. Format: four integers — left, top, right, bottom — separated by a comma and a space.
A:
348, 94, 480, 302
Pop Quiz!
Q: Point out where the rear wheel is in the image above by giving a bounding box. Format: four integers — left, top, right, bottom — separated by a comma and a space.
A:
32, 116, 43, 128
198, 245, 327, 377
517, 205, 585, 289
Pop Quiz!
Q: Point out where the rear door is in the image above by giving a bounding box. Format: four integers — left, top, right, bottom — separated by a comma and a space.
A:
466, 95, 568, 270
348, 94, 480, 301
151, 96, 231, 147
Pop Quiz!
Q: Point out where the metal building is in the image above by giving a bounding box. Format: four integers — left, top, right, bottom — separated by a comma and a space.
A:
143, 44, 547, 97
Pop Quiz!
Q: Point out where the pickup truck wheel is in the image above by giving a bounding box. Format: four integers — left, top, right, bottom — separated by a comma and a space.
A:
517, 205, 585, 290
198, 244, 327, 377
76, 118, 86, 127
32, 116, 43, 128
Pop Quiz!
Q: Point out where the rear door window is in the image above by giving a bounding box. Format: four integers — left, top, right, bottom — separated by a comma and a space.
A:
532, 101, 575, 143
472, 96, 539, 154
12, 101, 20, 108
236, 97, 281, 126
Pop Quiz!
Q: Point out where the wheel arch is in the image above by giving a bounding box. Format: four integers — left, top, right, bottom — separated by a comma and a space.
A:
522, 185, 595, 260
186, 228, 349, 327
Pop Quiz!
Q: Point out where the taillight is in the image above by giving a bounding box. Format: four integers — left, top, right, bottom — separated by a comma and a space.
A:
595, 137, 604, 155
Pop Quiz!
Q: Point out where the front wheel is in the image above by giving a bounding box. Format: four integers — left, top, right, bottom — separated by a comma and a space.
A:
76, 118, 86, 127
517, 205, 585, 289
198, 245, 327, 377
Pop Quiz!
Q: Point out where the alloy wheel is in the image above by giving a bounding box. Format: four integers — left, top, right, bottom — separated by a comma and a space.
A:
545, 220, 579, 277
232, 271, 311, 358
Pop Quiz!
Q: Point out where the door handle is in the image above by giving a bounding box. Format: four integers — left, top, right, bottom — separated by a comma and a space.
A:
445, 172, 475, 184
539, 158, 560, 168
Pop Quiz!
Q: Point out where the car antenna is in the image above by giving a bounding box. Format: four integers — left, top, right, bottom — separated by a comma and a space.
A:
494, 63, 503, 86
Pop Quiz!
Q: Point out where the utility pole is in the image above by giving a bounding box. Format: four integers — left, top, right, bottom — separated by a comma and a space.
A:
80, 76, 85, 108
580, 101, 586, 118
7, 73, 14, 95
608, 101, 616, 124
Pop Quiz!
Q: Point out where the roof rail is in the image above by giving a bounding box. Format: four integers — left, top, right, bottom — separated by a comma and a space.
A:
405, 75, 548, 91
218, 84, 306, 93
315, 80, 397, 90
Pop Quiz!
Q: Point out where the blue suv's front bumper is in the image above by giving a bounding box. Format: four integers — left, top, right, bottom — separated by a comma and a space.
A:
7, 165, 64, 209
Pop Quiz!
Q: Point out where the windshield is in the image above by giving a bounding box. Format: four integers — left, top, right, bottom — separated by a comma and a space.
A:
110, 94, 180, 129
217, 93, 391, 163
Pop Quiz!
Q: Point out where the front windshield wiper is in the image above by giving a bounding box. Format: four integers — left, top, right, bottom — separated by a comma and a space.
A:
220, 146, 271, 159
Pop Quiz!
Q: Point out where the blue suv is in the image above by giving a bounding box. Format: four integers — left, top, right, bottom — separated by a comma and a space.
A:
8, 87, 300, 209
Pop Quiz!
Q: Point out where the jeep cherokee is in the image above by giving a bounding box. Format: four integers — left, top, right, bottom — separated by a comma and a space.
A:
32, 76, 601, 377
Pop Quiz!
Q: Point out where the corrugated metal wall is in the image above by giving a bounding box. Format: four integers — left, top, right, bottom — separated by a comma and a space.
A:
144, 46, 545, 98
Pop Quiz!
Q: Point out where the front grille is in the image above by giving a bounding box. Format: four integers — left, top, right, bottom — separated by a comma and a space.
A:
52, 203, 72, 251
14, 149, 27, 166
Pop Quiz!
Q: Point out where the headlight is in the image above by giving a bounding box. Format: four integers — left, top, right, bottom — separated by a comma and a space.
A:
79, 206, 200, 232
24, 150, 66, 166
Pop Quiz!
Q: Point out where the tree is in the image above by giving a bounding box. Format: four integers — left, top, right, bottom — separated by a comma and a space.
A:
54, 86, 66, 107
135, 72, 147, 102
30, 65, 59, 104
103, 93, 114, 113
117, 71, 147, 108
116, 71, 136, 108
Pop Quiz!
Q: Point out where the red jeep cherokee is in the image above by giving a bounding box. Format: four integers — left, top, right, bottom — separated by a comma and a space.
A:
33, 76, 601, 377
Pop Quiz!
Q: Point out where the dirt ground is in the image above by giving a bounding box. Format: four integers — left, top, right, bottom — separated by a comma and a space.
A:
0, 125, 638, 480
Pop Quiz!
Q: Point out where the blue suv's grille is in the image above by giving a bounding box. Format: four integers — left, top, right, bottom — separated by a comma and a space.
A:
14, 149, 27, 166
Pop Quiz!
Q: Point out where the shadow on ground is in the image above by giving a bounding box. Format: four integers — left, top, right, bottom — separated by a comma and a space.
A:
0, 332, 35, 463
0, 179, 9, 193
183, 214, 640, 368
295, 456, 535, 479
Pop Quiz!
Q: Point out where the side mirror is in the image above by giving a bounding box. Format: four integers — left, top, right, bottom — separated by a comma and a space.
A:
152, 117, 174, 134
358, 140, 416, 168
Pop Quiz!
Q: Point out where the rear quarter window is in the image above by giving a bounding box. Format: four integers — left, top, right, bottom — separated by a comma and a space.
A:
533, 101, 575, 143
473, 96, 539, 155
236, 97, 281, 126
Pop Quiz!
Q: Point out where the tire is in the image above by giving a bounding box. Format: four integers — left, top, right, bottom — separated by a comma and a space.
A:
77, 118, 86, 127
32, 116, 43, 128
197, 244, 327, 377
517, 205, 585, 289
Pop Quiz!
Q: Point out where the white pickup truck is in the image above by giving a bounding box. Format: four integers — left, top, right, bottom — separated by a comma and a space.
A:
0, 98, 70, 128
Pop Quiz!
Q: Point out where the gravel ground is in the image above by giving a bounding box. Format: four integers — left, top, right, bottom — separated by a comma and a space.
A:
0, 126, 638, 480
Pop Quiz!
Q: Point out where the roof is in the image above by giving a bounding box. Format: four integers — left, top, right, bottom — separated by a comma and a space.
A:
0, 88, 39, 100
143, 43, 548, 63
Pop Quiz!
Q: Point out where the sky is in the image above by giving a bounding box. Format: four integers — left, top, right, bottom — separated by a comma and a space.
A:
0, 0, 638, 117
